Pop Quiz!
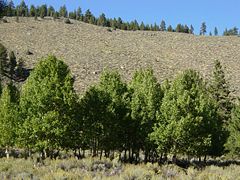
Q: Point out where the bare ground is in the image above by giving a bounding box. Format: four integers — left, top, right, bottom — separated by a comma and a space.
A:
1, 17, 240, 95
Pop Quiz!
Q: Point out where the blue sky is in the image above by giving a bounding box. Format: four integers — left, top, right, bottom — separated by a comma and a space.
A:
13, 0, 239, 35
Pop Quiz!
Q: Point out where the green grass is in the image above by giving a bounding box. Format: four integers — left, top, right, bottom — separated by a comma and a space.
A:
0, 157, 240, 179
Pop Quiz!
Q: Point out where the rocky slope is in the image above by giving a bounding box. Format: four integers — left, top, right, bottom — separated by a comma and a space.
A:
1, 17, 240, 95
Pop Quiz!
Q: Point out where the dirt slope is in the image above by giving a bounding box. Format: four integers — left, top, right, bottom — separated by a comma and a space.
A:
1, 17, 240, 95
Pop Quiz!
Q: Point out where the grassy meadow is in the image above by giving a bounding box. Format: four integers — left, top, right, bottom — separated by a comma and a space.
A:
0, 157, 240, 179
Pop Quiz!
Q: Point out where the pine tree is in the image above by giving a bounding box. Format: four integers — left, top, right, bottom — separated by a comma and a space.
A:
47, 6, 55, 17
214, 27, 218, 36
183, 25, 190, 33
175, 24, 184, 33
225, 102, 240, 156
84, 9, 93, 23
190, 25, 194, 34
200, 22, 207, 35
69, 10, 76, 20
209, 60, 233, 155
17, 0, 28, 17
0, 0, 7, 17
6, 0, 15, 16
97, 13, 107, 26
210, 60, 233, 124
117, 17, 123, 29
29, 5, 36, 17
160, 20, 166, 31
140, 22, 145, 31
76, 7, 82, 20
167, 25, 173, 32
59, 4, 67, 17
224, 27, 239, 36
39, 4, 47, 18
153, 23, 159, 31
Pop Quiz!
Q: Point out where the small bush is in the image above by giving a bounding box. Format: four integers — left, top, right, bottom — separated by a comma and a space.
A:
64, 18, 71, 24
107, 28, 112, 32
2, 18, 7, 23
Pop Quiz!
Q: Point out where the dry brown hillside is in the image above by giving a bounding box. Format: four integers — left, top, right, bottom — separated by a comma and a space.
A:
1, 17, 240, 95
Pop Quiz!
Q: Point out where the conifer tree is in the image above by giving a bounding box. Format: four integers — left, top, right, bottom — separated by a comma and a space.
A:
209, 60, 233, 155
59, 4, 68, 17
6, 0, 15, 16
84, 9, 93, 23
39, 4, 47, 18
225, 102, 240, 156
167, 25, 173, 32
210, 60, 233, 125
117, 17, 123, 29
47, 6, 55, 17
190, 25, 194, 34
153, 23, 159, 31
175, 24, 184, 33
0, 0, 7, 17
183, 25, 190, 33
29, 5, 36, 17
160, 20, 166, 31
140, 22, 145, 31
76, 7, 82, 20
69, 10, 76, 20
200, 22, 207, 35
97, 13, 107, 26
17, 0, 28, 16
214, 27, 218, 36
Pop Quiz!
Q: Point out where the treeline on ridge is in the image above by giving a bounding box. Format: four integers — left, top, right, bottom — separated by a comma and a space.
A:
0, 0, 239, 36
0, 43, 239, 163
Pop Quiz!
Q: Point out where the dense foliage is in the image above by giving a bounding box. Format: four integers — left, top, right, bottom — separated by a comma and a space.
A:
18, 56, 78, 154
0, 43, 239, 162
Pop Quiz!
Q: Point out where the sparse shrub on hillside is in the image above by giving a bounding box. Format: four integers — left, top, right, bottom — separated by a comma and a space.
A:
9, 51, 17, 78
2, 17, 7, 23
0, 43, 8, 76
15, 58, 25, 80
64, 18, 71, 24
107, 28, 112, 32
